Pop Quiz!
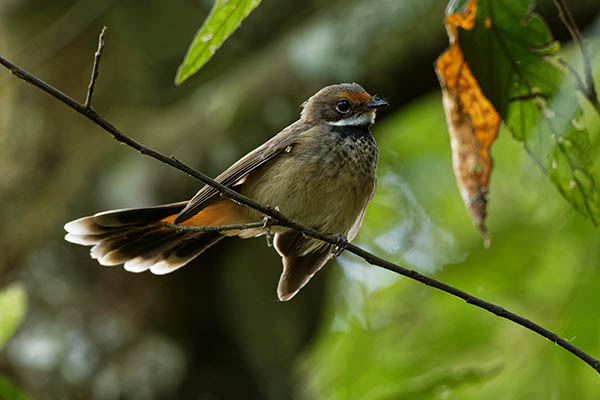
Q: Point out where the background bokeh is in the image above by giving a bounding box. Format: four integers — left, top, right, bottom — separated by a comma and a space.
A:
0, 0, 599, 399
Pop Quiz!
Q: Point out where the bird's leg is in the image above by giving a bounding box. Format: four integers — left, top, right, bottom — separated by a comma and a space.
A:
332, 233, 349, 257
262, 206, 280, 247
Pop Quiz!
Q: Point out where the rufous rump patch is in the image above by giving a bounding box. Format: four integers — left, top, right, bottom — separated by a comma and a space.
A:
161, 199, 250, 226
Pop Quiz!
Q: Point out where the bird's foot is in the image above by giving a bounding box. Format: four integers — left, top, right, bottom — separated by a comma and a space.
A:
262, 206, 280, 248
332, 233, 349, 257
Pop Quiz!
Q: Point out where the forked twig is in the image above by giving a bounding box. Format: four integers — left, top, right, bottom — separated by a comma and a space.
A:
85, 26, 107, 108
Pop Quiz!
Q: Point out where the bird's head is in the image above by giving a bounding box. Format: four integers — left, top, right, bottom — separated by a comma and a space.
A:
301, 83, 389, 126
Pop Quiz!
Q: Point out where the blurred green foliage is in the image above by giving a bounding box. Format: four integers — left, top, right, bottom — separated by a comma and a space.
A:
0, 284, 26, 350
0, 375, 29, 400
0, 284, 28, 400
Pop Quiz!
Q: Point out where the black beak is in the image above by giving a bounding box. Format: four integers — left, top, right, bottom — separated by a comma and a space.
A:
367, 95, 389, 109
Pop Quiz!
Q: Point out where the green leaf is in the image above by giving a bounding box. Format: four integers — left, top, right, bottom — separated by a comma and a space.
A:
0, 283, 27, 349
0, 374, 29, 400
459, 0, 600, 224
175, 0, 262, 85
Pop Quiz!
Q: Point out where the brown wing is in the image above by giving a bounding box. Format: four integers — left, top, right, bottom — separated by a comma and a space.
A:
347, 176, 377, 241
175, 120, 308, 223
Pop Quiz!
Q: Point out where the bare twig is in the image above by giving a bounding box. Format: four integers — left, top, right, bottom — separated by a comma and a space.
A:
553, 0, 599, 110
1, 32, 600, 375
85, 26, 107, 108
159, 221, 265, 233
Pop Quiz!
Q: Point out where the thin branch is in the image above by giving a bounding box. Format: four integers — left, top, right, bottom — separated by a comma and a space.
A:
553, 0, 599, 110
159, 221, 265, 233
85, 26, 107, 108
2, 37, 600, 375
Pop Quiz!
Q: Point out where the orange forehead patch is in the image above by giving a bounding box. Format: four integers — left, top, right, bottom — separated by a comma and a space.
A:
339, 92, 371, 104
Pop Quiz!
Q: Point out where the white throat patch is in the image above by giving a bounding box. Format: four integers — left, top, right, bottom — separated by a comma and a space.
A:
328, 111, 376, 126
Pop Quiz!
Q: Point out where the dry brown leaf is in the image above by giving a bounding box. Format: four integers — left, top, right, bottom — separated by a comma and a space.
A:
435, 0, 500, 247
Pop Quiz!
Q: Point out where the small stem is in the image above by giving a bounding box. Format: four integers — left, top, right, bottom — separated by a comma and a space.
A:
553, 0, 600, 110
85, 26, 107, 109
159, 221, 265, 232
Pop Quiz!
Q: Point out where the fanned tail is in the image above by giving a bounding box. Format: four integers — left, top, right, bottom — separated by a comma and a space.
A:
66, 199, 334, 300
64, 201, 226, 274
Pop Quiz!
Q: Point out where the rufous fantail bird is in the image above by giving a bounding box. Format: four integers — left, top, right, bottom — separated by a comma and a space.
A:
64, 83, 388, 301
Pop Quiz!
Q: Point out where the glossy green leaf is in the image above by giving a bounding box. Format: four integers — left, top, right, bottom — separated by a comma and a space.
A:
459, 0, 600, 224
0, 283, 26, 349
175, 0, 262, 85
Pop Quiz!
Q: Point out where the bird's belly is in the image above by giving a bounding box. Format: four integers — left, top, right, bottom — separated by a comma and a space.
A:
241, 149, 376, 234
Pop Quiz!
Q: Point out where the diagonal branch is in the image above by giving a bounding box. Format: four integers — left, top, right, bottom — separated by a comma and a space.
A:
1, 30, 600, 375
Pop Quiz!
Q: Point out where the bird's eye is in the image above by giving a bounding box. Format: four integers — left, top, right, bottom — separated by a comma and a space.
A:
336, 100, 351, 114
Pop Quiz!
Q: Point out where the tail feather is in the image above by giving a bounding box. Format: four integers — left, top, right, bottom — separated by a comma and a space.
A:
121, 232, 201, 273
147, 233, 223, 275
64, 216, 118, 235
90, 226, 158, 265
65, 201, 226, 274
96, 228, 184, 267
105, 228, 182, 260
92, 201, 188, 227
277, 249, 332, 302
65, 230, 125, 246
274, 231, 333, 301
169, 234, 220, 259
